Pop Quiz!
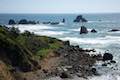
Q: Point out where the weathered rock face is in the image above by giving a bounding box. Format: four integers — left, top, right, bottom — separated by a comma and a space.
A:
80, 26, 88, 34
8, 19, 16, 25
91, 29, 97, 33
74, 15, 87, 23
109, 29, 120, 32
103, 53, 113, 61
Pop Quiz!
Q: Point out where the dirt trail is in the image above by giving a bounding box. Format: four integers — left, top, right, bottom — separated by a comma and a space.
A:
22, 52, 61, 80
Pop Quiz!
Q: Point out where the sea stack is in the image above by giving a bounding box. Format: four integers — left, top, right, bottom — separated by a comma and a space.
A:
8, 19, 16, 25
80, 26, 88, 34
62, 18, 65, 23
74, 15, 87, 23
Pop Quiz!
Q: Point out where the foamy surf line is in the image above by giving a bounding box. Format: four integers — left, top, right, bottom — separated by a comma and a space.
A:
7, 24, 59, 32
60, 36, 120, 45
69, 28, 92, 32
35, 31, 69, 36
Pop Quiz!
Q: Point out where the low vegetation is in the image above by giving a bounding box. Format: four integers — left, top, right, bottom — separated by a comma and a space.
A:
0, 25, 63, 80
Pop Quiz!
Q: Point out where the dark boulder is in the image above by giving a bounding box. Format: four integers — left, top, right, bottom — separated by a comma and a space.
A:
91, 29, 97, 33
8, 19, 16, 25
102, 63, 107, 66
18, 19, 28, 24
63, 41, 70, 46
80, 26, 88, 34
109, 29, 120, 32
74, 15, 87, 23
62, 18, 65, 23
60, 72, 70, 78
91, 68, 97, 75
103, 53, 113, 61
110, 60, 116, 63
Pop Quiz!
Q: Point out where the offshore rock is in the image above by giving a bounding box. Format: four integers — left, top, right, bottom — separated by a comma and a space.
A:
80, 26, 88, 34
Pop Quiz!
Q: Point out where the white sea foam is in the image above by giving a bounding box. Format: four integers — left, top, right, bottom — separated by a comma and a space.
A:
58, 22, 65, 25
69, 28, 92, 32
88, 74, 120, 80
60, 36, 120, 45
7, 24, 57, 32
88, 20, 116, 23
35, 30, 69, 36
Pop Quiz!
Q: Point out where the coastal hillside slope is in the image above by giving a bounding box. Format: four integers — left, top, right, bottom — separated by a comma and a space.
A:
0, 25, 63, 80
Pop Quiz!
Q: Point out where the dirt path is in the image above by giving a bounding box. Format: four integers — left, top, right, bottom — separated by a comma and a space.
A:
22, 52, 61, 80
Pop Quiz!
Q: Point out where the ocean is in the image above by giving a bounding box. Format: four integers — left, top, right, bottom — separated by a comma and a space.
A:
1, 13, 120, 80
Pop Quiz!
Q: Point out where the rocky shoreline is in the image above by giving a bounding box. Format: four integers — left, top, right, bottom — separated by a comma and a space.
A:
32, 41, 116, 80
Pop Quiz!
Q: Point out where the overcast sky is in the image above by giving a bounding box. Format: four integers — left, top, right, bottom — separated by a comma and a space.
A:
0, 0, 120, 13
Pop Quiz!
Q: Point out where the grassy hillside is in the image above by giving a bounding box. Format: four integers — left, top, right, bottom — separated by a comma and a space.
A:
0, 25, 63, 80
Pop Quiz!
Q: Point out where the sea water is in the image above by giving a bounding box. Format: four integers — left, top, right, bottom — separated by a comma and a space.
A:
1, 13, 120, 80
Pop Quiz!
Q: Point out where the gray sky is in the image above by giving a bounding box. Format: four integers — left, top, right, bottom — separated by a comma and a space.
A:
0, 0, 120, 13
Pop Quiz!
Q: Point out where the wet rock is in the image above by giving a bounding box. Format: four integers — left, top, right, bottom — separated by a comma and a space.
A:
63, 41, 70, 46
62, 18, 65, 23
103, 53, 113, 61
74, 15, 87, 23
8, 19, 16, 25
19, 19, 28, 24
91, 68, 97, 75
110, 60, 116, 63
109, 29, 120, 32
92, 54, 102, 60
102, 63, 107, 66
80, 26, 88, 34
91, 29, 97, 33
60, 72, 71, 78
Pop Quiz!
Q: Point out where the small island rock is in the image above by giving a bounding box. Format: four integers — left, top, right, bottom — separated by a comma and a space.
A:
91, 29, 97, 33
74, 15, 87, 23
80, 26, 88, 34
8, 19, 16, 25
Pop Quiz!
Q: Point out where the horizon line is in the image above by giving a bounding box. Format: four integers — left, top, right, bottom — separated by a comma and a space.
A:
0, 12, 120, 14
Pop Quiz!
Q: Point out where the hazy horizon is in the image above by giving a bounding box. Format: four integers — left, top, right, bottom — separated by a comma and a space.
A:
0, 0, 120, 14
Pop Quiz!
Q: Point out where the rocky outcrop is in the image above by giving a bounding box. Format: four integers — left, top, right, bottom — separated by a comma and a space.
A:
80, 26, 88, 34
18, 19, 28, 24
62, 18, 65, 23
91, 29, 97, 33
8, 19, 16, 25
63, 41, 70, 46
103, 53, 113, 61
18, 19, 31, 24
55, 45, 98, 77
74, 15, 87, 23
109, 29, 120, 32
8, 19, 37, 24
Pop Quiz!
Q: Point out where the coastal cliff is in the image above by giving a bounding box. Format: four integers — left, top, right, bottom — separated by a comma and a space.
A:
0, 25, 115, 80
